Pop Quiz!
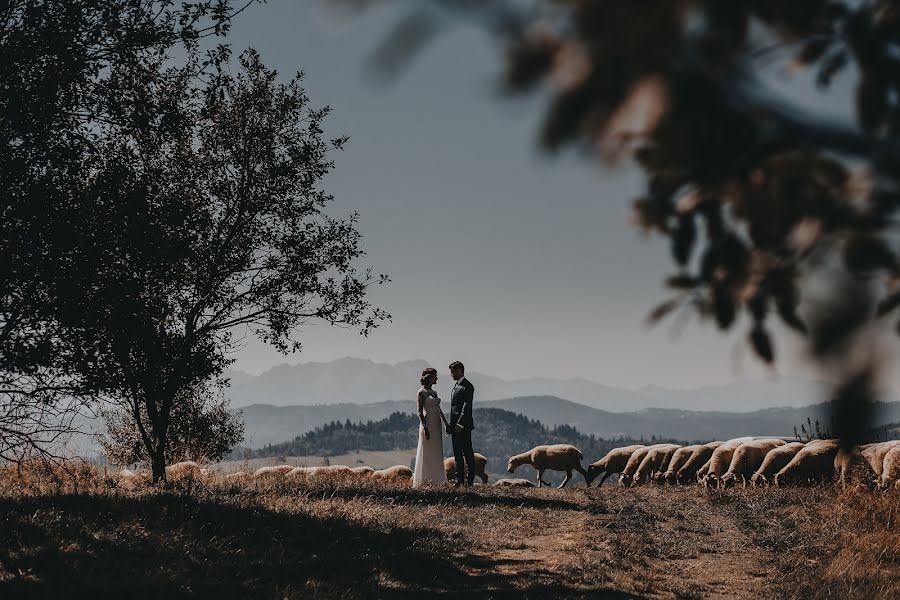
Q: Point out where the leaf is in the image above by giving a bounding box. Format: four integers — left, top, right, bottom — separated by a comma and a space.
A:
749, 325, 774, 364
645, 298, 681, 325
712, 283, 735, 330
844, 235, 897, 274
671, 214, 696, 266
665, 274, 699, 289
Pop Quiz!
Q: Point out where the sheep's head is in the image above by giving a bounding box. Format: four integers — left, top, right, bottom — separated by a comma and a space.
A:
586, 464, 603, 484
750, 473, 766, 487
663, 471, 677, 485
507, 457, 522, 473
720, 473, 737, 488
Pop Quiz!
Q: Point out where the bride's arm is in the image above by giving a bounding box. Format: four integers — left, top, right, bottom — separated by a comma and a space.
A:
417, 390, 430, 439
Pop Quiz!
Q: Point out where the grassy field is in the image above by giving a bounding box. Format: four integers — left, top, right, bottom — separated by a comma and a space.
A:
1, 463, 899, 599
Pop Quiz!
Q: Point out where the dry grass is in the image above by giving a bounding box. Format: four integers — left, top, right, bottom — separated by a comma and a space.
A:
1, 462, 899, 599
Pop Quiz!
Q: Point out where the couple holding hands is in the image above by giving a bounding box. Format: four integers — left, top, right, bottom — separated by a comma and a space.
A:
412, 361, 476, 488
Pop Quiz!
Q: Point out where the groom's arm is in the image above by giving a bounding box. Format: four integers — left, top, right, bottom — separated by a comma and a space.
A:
464, 383, 474, 425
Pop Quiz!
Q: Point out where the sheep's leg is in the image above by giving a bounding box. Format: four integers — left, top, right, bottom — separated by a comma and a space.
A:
598, 472, 611, 486
559, 470, 572, 489
480, 472, 488, 485
537, 469, 544, 487
574, 463, 590, 486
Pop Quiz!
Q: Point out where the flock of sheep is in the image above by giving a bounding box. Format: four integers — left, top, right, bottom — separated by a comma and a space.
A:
117, 437, 900, 490
507, 438, 900, 489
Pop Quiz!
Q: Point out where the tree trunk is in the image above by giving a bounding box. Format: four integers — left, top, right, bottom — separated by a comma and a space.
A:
150, 448, 166, 484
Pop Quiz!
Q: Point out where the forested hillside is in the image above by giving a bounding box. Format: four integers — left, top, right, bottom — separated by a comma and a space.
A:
249, 408, 688, 467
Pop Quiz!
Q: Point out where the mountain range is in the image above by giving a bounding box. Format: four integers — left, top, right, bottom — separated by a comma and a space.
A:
236, 394, 900, 449
224, 357, 835, 413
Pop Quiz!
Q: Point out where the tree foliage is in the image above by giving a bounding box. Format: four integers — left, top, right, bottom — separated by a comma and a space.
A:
101, 383, 245, 466
339, 0, 900, 442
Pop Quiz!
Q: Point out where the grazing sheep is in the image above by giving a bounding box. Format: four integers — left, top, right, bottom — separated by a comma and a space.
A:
619, 446, 654, 487
350, 466, 375, 476
720, 439, 787, 488
116, 468, 144, 488
587, 445, 645, 487
659, 445, 701, 484
633, 444, 681, 485
507, 444, 589, 488
879, 445, 900, 489
372, 465, 413, 481
444, 453, 489, 484
773, 439, 840, 486
702, 437, 755, 487
834, 445, 876, 487
166, 461, 202, 481
860, 440, 900, 478
750, 442, 805, 486
224, 471, 249, 481
253, 464, 294, 478
678, 442, 723, 483
493, 478, 536, 487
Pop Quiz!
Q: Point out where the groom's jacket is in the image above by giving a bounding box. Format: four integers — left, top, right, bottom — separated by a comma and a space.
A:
450, 378, 475, 431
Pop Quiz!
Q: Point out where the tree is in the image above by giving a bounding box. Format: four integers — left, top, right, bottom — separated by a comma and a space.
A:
70, 48, 387, 482
0, 0, 257, 464
100, 382, 244, 467
342, 0, 900, 444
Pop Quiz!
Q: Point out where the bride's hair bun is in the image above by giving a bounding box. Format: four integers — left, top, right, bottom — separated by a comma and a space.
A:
420, 367, 437, 386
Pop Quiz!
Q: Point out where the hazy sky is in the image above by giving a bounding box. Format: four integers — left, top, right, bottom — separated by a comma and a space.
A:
222, 2, 894, 391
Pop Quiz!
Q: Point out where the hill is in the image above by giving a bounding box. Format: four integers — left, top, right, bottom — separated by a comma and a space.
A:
246, 408, 685, 480
223, 356, 829, 412
236, 395, 900, 448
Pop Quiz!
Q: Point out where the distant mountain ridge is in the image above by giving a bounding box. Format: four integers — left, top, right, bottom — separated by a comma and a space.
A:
224, 357, 832, 413
235, 394, 900, 449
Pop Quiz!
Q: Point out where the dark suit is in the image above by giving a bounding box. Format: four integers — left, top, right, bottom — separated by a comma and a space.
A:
450, 377, 476, 485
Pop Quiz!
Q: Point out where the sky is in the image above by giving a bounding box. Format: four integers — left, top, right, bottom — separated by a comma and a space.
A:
220, 1, 895, 391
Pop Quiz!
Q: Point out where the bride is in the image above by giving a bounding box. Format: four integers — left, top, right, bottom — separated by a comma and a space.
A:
413, 367, 450, 487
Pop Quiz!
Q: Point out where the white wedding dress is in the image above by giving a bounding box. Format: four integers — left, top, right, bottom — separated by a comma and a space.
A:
412, 387, 446, 487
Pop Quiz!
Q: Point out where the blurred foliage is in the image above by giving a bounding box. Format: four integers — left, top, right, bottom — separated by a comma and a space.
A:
336, 0, 900, 442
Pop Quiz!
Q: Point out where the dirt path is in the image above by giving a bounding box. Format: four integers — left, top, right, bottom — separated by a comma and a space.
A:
460, 489, 776, 599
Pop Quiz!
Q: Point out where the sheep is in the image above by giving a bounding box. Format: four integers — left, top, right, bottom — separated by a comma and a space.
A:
633, 444, 681, 485
116, 468, 145, 488
701, 437, 755, 487
695, 457, 712, 481
253, 464, 294, 478
619, 446, 654, 487
587, 445, 645, 487
834, 445, 876, 488
773, 439, 840, 486
860, 440, 900, 478
372, 465, 413, 481
658, 445, 701, 484
444, 453, 489, 484
507, 444, 589, 488
750, 442, 805, 486
720, 439, 787, 488
493, 478, 536, 487
166, 461, 202, 481
678, 442, 724, 483
879, 445, 900, 489
350, 466, 375, 476
224, 471, 249, 481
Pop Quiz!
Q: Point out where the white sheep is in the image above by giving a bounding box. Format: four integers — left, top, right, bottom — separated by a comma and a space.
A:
834, 445, 876, 487
444, 453, 489, 484
587, 445, 645, 487
860, 440, 900, 478
658, 445, 700, 484
493, 478, 536, 487
720, 439, 786, 488
749, 442, 805, 486
633, 444, 681, 485
619, 446, 654, 487
677, 442, 723, 484
507, 444, 589, 488
372, 465, 413, 481
773, 439, 839, 486
702, 437, 755, 487
166, 461, 202, 481
253, 464, 294, 478
879, 445, 900, 489
350, 466, 375, 476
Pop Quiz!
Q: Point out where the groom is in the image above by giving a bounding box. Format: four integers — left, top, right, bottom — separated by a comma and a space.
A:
447, 361, 476, 487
